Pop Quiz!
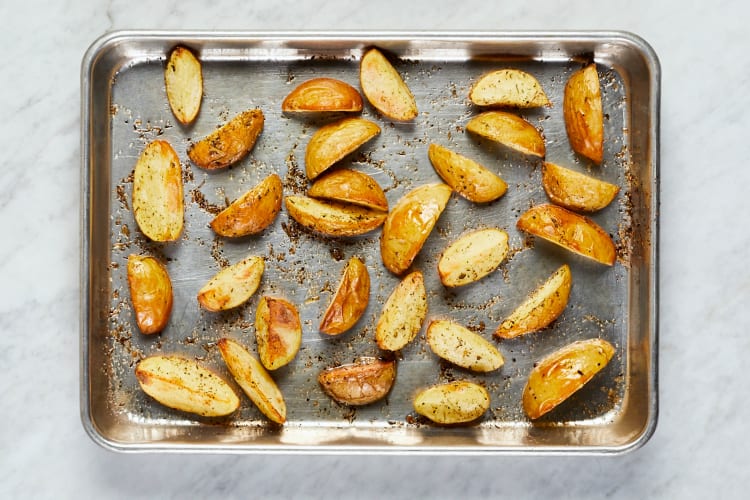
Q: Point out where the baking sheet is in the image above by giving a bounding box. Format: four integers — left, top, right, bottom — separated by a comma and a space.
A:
81, 31, 659, 453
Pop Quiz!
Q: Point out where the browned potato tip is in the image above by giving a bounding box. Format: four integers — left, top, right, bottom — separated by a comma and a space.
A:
426, 319, 504, 372
360, 47, 418, 121
375, 271, 427, 351
380, 183, 452, 275
135, 355, 239, 417
564, 64, 603, 164
284, 195, 387, 237
469, 69, 550, 108
307, 169, 388, 212
282, 77, 363, 113
197, 255, 264, 312
320, 257, 370, 335
188, 108, 264, 170
210, 174, 283, 237
132, 140, 184, 242
164, 46, 202, 125
523, 338, 614, 420
256, 296, 302, 371
318, 357, 396, 405
218, 338, 287, 424
428, 143, 507, 203
127, 254, 173, 335
413, 381, 490, 425
304, 117, 380, 180
516, 204, 616, 265
494, 264, 572, 339
542, 162, 619, 212
466, 111, 545, 158
438, 228, 509, 287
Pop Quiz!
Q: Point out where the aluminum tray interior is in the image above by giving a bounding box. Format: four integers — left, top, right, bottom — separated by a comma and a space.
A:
81, 31, 659, 454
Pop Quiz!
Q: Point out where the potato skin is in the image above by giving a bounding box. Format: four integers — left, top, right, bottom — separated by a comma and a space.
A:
413, 381, 490, 425
320, 257, 370, 335
164, 46, 202, 125
380, 183, 452, 275
188, 108, 264, 169
197, 255, 265, 312
466, 111, 545, 158
307, 169, 388, 212
426, 320, 504, 372
360, 47, 418, 121
318, 357, 396, 405
541, 162, 619, 213
523, 338, 614, 419
516, 204, 616, 265
428, 143, 507, 203
282, 77, 363, 112
132, 140, 184, 242
256, 296, 302, 370
135, 355, 239, 417
564, 64, 603, 164
210, 174, 283, 237
304, 117, 380, 180
469, 69, 550, 108
127, 254, 173, 335
375, 271, 427, 351
285, 195, 386, 237
438, 228, 509, 287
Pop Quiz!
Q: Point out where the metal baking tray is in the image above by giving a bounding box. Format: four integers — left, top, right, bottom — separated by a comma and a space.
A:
81, 31, 659, 454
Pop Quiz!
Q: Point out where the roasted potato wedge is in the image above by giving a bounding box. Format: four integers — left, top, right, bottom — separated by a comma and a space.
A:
210, 173, 283, 237
413, 381, 490, 425
285, 195, 387, 237
188, 108, 264, 170
320, 257, 370, 335
523, 338, 614, 420
360, 47, 418, 121
466, 111, 545, 158
380, 183, 452, 275
305, 117, 380, 180
494, 264, 571, 339
438, 228, 509, 287
318, 357, 396, 405
218, 337, 286, 424
127, 254, 172, 335
135, 355, 239, 417
375, 271, 427, 351
516, 204, 616, 265
164, 46, 202, 125
256, 296, 302, 370
564, 64, 603, 164
197, 255, 264, 312
428, 143, 507, 203
542, 161, 619, 213
426, 320, 504, 372
307, 169, 388, 212
469, 69, 550, 108
132, 140, 184, 242
282, 77, 363, 113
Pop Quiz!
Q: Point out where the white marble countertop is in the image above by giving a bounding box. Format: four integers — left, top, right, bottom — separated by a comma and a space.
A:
1, 0, 747, 497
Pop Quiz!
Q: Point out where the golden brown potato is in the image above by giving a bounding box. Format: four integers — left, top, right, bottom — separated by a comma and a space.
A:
285, 195, 387, 237
132, 140, 184, 242
466, 111, 545, 158
437, 228, 509, 287
494, 264, 571, 339
413, 381, 490, 425
217, 337, 286, 424
380, 183, 452, 275
304, 117, 380, 180
523, 338, 614, 420
282, 77, 363, 113
318, 357, 396, 405
516, 204, 616, 265
135, 355, 239, 417
127, 254, 172, 335
360, 47, 418, 121
188, 108, 264, 170
210, 173, 283, 237
197, 256, 264, 312
255, 296, 302, 371
320, 257, 370, 335
375, 271, 427, 351
541, 161, 619, 212
428, 144, 507, 203
564, 64, 603, 164
426, 320, 504, 372
164, 46, 202, 125
307, 169, 388, 212
469, 69, 550, 108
